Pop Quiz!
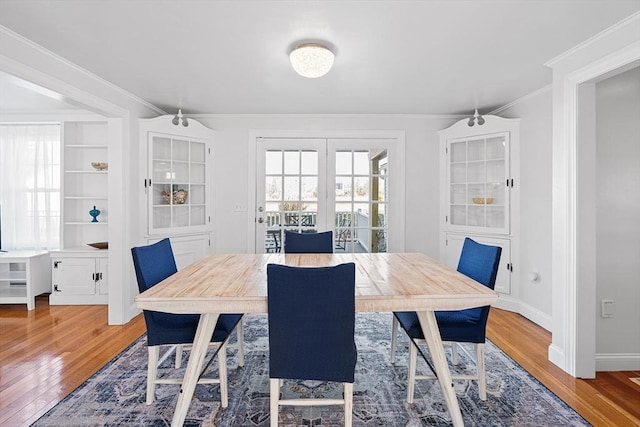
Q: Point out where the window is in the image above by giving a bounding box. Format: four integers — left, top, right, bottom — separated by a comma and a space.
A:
0, 124, 61, 249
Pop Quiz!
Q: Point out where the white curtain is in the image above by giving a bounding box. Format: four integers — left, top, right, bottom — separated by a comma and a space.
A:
0, 124, 61, 250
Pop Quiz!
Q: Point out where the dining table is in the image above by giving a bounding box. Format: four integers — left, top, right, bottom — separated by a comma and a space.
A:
135, 252, 498, 427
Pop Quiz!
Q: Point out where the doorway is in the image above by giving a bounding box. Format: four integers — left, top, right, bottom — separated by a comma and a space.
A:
251, 131, 404, 254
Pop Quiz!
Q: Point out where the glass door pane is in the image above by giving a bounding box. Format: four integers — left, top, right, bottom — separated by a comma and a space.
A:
149, 133, 209, 234
447, 133, 509, 233
332, 146, 388, 253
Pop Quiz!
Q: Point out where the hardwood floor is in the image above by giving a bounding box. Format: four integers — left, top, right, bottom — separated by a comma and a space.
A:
1, 297, 638, 426
487, 308, 640, 427
0, 296, 145, 426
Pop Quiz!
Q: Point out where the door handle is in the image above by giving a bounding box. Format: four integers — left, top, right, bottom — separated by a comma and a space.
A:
257, 217, 264, 224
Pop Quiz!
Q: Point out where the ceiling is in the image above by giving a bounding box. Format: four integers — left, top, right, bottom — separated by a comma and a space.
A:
0, 1, 638, 116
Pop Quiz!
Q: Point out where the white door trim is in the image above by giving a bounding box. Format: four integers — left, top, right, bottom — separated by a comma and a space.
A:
549, 38, 640, 377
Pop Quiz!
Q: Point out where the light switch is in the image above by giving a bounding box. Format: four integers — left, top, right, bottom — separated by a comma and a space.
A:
601, 300, 614, 318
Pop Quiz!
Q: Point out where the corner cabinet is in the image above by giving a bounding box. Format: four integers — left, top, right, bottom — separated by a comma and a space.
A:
50, 119, 110, 305
139, 115, 214, 257
439, 115, 519, 295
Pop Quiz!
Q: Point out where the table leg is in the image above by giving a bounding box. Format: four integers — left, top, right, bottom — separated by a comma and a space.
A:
171, 313, 220, 427
416, 310, 464, 427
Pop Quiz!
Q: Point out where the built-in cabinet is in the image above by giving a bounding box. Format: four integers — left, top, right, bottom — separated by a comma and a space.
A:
140, 115, 214, 259
50, 119, 109, 305
50, 251, 108, 304
439, 115, 519, 294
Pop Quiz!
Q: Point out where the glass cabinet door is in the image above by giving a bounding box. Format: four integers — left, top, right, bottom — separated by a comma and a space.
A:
447, 132, 509, 234
148, 133, 209, 234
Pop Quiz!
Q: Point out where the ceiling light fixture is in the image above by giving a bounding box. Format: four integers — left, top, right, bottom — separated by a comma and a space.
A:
172, 109, 189, 127
467, 109, 485, 127
289, 43, 335, 78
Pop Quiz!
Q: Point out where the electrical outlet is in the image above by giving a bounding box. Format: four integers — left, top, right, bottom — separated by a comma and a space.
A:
601, 300, 614, 318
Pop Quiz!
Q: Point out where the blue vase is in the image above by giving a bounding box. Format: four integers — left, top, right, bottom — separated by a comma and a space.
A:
89, 205, 100, 223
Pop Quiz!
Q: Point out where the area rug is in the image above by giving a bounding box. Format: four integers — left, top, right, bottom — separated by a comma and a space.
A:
33, 313, 589, 426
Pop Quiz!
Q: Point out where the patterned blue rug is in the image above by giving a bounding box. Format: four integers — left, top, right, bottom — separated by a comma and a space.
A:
33, 313, 589, 426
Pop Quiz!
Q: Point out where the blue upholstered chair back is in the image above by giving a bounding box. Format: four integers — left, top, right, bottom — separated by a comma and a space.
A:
267, 262, 357, 383
131, 238, 177, 293
132, 238, 243, 346
284, 230, 333, 253
457, 237, 502, 290
436, 238, 502, 343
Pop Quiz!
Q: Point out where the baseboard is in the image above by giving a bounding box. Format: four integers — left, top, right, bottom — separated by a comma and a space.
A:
596, 353, 640, 371
548, 344, 567, 372
494, 295, 552, 331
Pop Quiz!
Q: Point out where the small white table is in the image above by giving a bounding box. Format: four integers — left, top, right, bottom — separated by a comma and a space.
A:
0, 250, 51, 310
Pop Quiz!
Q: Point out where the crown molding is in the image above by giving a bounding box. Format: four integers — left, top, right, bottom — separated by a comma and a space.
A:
0, 25, 165, 116
545, 11, 640, 67
489, 84, 552, 115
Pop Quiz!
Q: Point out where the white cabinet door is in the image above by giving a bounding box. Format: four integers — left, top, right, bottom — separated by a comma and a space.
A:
97, 258, 108, 295
446, 132, 511, 235
140, 116, 215, 237
52, 257, 96, 296
443, 233, 511, 295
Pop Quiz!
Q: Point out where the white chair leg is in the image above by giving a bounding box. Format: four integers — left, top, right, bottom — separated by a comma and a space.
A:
237, 318, 245, 367
175, 344, 183, 368
218, 343, 229, 408
146, 346, 159, 405
477, 343, 486, 400
344, 382, 353, 427
390, 316, 399, 364
270, 378, 280, 427
407, 341, 417, 404
451, 342, 458, 365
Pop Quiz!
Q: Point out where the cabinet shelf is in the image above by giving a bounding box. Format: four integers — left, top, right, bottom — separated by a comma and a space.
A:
65, 170, 107, 174
65, 144, 108, 149
64, 221, 108, 225
0, 271, 27, 282
65, 196, 108, 200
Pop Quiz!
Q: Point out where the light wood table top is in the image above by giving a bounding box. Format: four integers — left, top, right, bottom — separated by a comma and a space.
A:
135, 252, 498, 314
135, 252, 497, 427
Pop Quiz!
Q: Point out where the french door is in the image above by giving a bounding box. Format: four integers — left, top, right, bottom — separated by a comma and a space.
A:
255, 136, 400, 253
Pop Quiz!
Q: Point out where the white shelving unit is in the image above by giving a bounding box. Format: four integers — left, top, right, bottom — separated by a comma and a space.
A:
439, 115, 519, 295
50, 120, 109, 305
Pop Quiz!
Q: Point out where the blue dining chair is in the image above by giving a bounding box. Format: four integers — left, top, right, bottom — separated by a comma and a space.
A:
390, 237, 501, 403
131, 238, 244, 407
284, 230, 333, 253
267, 262, 357, 427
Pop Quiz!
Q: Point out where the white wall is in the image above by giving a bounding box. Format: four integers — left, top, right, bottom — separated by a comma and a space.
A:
194, 115, 456, 256
595, 66, 640, 368
499, 89, 554, 328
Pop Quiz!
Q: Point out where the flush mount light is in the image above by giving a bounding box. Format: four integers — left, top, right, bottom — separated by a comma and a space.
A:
289, 43, 335, 78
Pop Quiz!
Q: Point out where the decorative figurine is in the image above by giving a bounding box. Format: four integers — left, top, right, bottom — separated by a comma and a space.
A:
89, 205, 100, 222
